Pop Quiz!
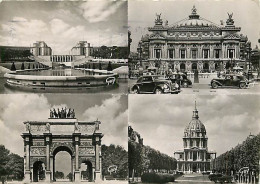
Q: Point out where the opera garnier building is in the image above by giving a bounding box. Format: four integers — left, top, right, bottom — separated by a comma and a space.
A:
138, 6, 250, 73
174, 102, 216, 173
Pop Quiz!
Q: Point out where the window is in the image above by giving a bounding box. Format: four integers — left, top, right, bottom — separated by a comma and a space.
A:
191, 50, 197, 59
155, 49, 161, 59
180, 49, 186, 59
203, 49, 210, 58
143, 76, 153, 82
228, 49, 235, 58
215, 49, 220, 58
169, 49, 174, 58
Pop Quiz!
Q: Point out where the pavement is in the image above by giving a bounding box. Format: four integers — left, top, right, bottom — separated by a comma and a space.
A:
175, 174, 214, 183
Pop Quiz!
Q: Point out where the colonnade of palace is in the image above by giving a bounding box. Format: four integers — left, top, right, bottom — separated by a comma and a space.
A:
50, 55, 74, 62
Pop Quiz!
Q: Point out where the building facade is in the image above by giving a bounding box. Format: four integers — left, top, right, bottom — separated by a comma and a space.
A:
138, 6, 249, 73
30, 41, 52, 56
174, 102, 216, 173
22, 108, 103, 183
71, 41, 92, 56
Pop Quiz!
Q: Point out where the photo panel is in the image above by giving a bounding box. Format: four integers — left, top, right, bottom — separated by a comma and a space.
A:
0, 1, 128, 94
129, 94, 260, 183
0, 94, 128, 183
128, 0, 260, 95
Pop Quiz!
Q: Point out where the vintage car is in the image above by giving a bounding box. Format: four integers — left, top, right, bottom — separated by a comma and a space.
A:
131, 75, 181, 94
167, 73, 192, 88
211, 74, 249, 89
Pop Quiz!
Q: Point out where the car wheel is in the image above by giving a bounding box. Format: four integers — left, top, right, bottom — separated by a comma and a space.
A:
211, 82, 218, 89
154, 88, 163, 94
132, 88, 139, 94
239, 83, 246, 89
183, 82, 188, 88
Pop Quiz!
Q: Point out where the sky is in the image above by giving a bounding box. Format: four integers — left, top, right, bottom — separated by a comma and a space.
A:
129, 0, 260, 52
129, 94, 260, 157
0, 0, 128, 54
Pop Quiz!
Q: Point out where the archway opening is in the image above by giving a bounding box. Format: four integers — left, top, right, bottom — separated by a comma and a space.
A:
33, 161, 45, 182
53, 146, 73, 182
180, 63, 186, 72
203, 62, 209, 72
80, 161, 93, 181
192, 63, 197, 71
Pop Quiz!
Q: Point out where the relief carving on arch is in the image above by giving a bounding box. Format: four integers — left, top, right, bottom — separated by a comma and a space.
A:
50, 142, 75, 156
79, 147, 95, 155
30, 147, 46, 156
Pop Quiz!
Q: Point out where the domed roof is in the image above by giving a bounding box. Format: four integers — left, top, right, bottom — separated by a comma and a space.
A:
185, 118, 206, 133
184, 102, 206, 135
171, 6, 220, 29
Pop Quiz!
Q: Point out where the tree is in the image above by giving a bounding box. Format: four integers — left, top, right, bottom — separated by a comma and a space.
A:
10, 62, 16, 71
0, 145, 24, 180
101, 144, 128, 179
107, 61, 113, 71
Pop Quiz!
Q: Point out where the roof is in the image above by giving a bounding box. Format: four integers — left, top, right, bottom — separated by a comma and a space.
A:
170, 6, 220, 30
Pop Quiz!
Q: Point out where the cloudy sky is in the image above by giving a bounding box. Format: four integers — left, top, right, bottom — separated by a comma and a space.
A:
129, 94, 260, 157
0, 0, 128, 54
129, 0, 260, 52
0, 94, 128, 156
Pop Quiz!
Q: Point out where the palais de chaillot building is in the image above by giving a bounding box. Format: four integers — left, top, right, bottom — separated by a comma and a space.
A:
137, 6, 251, 73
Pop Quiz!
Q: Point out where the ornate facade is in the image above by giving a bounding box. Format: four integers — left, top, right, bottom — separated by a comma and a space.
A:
174, 102, 216, 173
22, 109, 103, 183
138, 6, 249, 72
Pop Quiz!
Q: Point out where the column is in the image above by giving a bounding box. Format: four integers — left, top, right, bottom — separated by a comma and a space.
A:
196, 151, 198, 161
44, 134, 51, 182
74, 135, 80, 182
23, 134, 31, 183
50, 156, 53, 181
94, 135, 102, 182
184, 151, 186, 161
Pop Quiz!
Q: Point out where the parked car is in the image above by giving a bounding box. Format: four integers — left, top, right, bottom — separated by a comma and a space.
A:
131, 75, 181, 94
168, 73, 192, 88
211, 74, 249, 89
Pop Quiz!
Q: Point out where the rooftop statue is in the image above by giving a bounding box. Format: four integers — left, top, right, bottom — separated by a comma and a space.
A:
156, 13, 161, 21
191, 5, 197, 15
50, 107, 75, 119
226, 12, 234, 25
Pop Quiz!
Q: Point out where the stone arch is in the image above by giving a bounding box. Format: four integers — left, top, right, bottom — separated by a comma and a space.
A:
180, 63, 186, 71
203, 62, 209, 71
32, 161, 46, 182
80, 160, 93, 181
50, 143, 75, 157
192, 63, 197, 70
52, 146, 74, 181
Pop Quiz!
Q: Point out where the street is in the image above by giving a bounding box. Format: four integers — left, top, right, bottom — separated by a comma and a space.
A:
128, 79, 260, 95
